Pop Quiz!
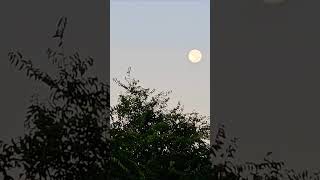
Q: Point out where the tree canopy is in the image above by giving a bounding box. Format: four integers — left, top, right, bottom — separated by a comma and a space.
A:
110, 69, 212, 179
1, 17, 320, 180
3, 16, 110, 180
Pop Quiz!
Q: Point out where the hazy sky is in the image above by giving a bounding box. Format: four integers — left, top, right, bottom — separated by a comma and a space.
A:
110, 0, 210, 116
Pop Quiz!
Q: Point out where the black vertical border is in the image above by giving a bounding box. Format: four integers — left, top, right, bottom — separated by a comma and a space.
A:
210, 0, 215, 146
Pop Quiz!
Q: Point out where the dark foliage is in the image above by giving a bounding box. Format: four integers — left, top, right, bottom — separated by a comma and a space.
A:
5, 17, 110, 180
110, 70, 213, 179
1, 17, 320, 180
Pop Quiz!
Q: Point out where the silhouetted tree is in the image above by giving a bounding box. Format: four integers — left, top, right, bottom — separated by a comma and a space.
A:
110, 69, 213, 179
5, 17, 110, 180
2, 17, 320, 180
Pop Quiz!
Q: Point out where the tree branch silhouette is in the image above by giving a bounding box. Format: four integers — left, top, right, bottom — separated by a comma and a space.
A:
1, 16, 320, 180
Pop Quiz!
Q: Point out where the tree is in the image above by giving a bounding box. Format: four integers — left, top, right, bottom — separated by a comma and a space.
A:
110, 69, 213, 179
2, 16, 320, 180
5, 17, 110, 180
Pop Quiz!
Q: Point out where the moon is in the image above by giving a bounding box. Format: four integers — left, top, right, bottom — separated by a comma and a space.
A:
188, 49, 202, 63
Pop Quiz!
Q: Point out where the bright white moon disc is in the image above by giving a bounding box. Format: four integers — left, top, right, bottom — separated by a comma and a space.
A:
188, 49, 202, 63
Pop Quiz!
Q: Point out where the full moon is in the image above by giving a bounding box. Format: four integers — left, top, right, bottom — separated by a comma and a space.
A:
188, 49, 202, 63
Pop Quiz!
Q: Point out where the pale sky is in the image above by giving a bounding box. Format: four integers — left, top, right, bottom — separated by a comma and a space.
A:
110, 0, 210, 116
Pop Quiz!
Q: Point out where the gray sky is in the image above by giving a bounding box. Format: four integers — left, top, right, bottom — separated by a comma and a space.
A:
110, 0, 210, 117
